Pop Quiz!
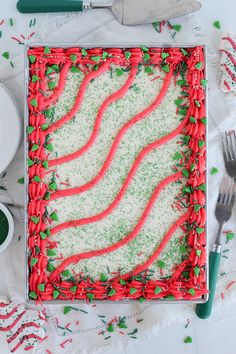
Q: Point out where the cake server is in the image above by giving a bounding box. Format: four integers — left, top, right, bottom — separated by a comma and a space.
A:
17, 0, 201, 25
196, 177, 235, 319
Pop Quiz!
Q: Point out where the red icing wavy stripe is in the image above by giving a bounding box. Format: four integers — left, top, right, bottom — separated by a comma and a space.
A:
49, 171, 182, 280
7, 322, 41, 343
0, 311, 26, 331
220, 49, 236, 67
0, 306, 17, 319
222, 63, 236, 82
46, 61, 111, 135
50, 69, 173, 200
51, 117, 188, 235
49, 65, 138, 167
222, 36, 236, 51
11, 334, 45, 353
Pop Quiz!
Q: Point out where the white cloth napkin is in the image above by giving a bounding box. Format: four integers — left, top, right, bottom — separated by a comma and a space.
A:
0, 7, 236, 354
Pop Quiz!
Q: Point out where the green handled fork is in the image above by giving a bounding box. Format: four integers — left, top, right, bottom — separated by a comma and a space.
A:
196, 176, 235, 319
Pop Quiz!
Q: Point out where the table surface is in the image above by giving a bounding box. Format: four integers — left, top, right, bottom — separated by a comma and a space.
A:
1, 0, 236, 353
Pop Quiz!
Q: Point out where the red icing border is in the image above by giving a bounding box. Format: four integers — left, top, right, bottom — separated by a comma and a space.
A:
27, 46, 207, 302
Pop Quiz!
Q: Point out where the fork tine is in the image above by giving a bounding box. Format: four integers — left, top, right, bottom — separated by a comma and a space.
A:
229, 130, 236, 159
221, 133, 229, 162
225, 132, 233, 160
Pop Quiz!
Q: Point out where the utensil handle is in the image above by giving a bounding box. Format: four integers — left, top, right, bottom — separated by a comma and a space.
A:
196, 249, 221, 319
17, 0, 84, 13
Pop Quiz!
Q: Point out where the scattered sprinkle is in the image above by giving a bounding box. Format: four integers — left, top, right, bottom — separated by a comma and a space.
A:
184, 336, 192, 343
210, 167, 219, 175
213, 20, 221, 29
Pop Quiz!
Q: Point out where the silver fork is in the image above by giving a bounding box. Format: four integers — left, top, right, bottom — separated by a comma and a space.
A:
221, 130, 236, 181
196, 176, 235, 319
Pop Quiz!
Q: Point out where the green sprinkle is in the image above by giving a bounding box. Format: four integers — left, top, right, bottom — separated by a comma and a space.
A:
81, 48, 88, 56
48, 81, 56, 90
61, 270, 71, 277
124, 51, 131, 60
70, 54, 77, 63
53, 290, 60, 299
188, 288, 195, 296
43, 192, 51, 200
45, 143, 53, 151
2, 51, 10, 60
165, 294, 175, 300
45, 67, 54, 75
91, 56, 100, 63
138, 297, 146, 303
31, 216, 40, 224
190, 116, 196, 123
108, 288, 116, 296
107, 324, 115, 332
32, 75, 40, 82
64, 306, 71, 315
195, 99, 201, 107
161, 52, 169, 60
194, 204, 201, 213
17, 177, 24, 184
9, 18, 14, 26
71, 66, 80, 73
143, 53, 150, 61
172, 24, 182, 32
182, 169, 190, 178
42, 161, 49, 169
47, 249, 56, 256
27, 158, 34, 167
29, 291, 37, 299
157, 260, 165, 269
87, 293, 95, 301
201, 79, 208, 87
130, 287, 137, 295
194, 266, 200, 277
201, 117, 207, 125
31, 144, 39, 151
44, 46, 51, 54
50, 212, 58, 221
210, 167, 218, 175
180, 244, 187, 254
70, 285, 77, 293
173, 151, 182, 160
29, 55, 36, 63
196, 227, 204, 234
145, 66, 154, 75
176, 79, 186, 86
184, 336, 192, 344
49, 182, 57, 191
198, 183, 206, 192
100, 273, 108, 282
47, 262, 55, 272
27, 126, 35, 134
183, 186, 192, 193
152, 21, 161, 32
41, 124, 48, 131
102, 51, 109, 59
30, 99, 38, 107
154, 286, 162, 294
195, 62, 203, 70
120, 278, 126, 285
140, 45, 148, 52
213, 20, 221, 29
30, 257, 38, 266
162, 64, 170, 73
196, 249, 202, 257
226, 232, 235, 242
174, 98, 183, 106
181, 48, 188, 56
198, 140, 205, 149
115, 68, 124, 76
33, 175, 41, 183
38, 283, 45, 292
40, 231, 47, 240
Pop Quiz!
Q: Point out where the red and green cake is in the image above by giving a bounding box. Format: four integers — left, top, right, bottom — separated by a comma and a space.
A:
26, 45, 207, 302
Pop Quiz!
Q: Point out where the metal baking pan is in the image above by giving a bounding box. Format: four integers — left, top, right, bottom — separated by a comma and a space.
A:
24, 42, 209, 304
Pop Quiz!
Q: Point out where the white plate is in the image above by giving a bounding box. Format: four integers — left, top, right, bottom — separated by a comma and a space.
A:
0, 82, 21, 173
